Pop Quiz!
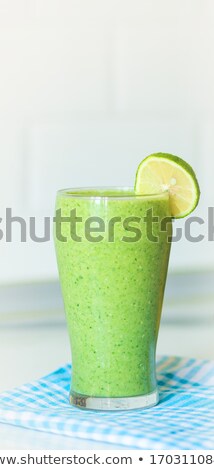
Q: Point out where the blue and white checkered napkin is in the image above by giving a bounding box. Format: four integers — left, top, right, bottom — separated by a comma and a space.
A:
0, 356, 213, 449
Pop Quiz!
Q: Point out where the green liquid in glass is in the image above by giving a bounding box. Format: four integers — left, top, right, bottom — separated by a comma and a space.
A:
54, 188, 172, 399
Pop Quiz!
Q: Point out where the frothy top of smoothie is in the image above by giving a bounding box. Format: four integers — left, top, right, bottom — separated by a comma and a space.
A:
57, 187, 169, 200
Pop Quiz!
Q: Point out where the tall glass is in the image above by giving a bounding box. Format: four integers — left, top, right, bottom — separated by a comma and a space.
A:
54, 187, 172, 410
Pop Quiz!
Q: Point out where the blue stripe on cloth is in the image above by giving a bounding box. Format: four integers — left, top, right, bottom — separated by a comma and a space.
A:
0, 356, 213, 449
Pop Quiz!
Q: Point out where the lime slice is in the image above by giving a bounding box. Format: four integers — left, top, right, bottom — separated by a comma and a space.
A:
135, 152, 200, 218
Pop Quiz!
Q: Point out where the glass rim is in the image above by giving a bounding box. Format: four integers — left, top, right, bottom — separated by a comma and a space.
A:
56, 186, 169, 200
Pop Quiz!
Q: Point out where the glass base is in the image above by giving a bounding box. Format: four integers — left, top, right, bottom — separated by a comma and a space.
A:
70, 389, 159, 411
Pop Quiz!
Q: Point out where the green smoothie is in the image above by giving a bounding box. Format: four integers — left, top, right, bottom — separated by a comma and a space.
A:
54, 188, 172, 403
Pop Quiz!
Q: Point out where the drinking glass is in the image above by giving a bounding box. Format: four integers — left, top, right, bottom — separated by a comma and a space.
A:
54, 187, 172, 410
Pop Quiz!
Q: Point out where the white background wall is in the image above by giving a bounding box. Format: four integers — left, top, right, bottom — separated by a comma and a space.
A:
0, 0, 213, 283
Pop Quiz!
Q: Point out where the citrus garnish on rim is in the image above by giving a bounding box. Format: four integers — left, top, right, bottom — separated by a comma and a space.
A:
135, 152, 200, 218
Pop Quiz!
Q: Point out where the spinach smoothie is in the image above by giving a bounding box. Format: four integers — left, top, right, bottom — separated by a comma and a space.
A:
54, 188, 172, 409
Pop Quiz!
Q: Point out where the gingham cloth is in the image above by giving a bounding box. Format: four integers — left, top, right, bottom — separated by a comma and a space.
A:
0, 356, 213, 449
